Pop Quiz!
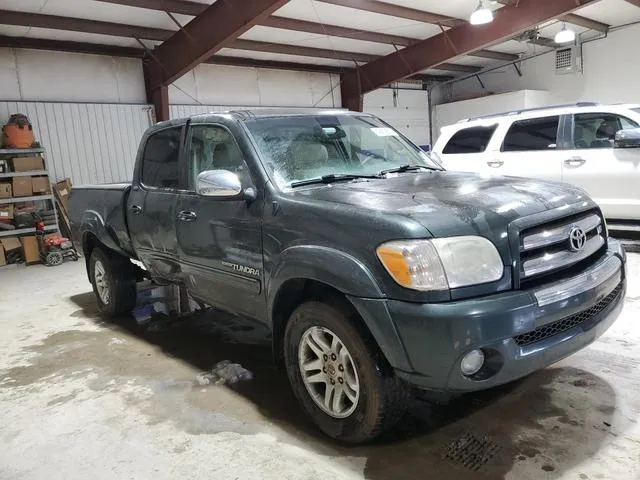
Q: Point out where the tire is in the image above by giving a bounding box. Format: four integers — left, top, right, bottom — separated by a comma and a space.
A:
284, 299, 408, 443
89, 247, 136, 316
45, 251, 64, 266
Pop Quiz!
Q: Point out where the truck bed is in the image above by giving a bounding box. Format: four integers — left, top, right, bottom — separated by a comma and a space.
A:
68, 183, 136, 259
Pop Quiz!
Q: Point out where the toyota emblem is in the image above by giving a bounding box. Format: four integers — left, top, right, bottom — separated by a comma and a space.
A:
568, 226, 586, 251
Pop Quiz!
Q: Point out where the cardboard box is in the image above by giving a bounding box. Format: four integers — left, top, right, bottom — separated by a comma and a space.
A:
12, 177, 32, 197
55, 179, 72, 212
12, 156, 44, 172
21, 235, 40, 264
0, 183, 11, 198
0, 204, 14, 220
31, 176, 50, 194
1, 237, 22, 252
0, 245, 6, 267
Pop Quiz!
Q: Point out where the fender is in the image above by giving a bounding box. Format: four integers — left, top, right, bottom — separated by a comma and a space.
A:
267, 245, 413, 371
80, 210, 130, 258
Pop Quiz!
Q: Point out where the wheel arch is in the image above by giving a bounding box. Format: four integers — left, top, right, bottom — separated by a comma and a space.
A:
268, 246, 412, 372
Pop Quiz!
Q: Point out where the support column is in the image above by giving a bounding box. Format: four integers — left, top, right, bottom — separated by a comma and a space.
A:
143, 59, 169, 123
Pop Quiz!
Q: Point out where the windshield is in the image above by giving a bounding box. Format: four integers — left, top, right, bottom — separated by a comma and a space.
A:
243, 114, 441, 189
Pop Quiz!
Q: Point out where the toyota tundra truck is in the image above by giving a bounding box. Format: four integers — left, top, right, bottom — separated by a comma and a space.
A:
69, 109, 626, 443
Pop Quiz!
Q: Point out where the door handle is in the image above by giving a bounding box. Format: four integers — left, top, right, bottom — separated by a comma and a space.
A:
487, 159, 504, 168
564, 157, 586, 167
129, 205, 142, 215
177, 210, 198, 222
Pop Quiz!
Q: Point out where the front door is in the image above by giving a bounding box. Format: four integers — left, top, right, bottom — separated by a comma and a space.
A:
562, 112, 640, 220
176, 123, 265, 319
127, 125, 184, 280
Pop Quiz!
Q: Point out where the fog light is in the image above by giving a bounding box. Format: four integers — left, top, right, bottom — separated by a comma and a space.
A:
460, 349, 485, 376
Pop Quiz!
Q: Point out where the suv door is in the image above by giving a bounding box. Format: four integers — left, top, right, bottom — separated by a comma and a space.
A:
176, 123, 265, 319
127, 125, 184, 280
562, 112, 640, 220
493, 115, 565, 181
437, 124, 499, 174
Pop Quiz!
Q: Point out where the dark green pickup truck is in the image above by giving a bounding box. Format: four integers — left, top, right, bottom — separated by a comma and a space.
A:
69, 109, 626, 443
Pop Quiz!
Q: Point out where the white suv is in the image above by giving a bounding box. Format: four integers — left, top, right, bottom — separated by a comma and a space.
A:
432, 103, 640, 223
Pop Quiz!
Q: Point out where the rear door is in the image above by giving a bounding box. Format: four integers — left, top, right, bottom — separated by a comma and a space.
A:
562, 112, 640, 220
127, 125, 185, 279
176, 122, 265, 319
492, 115, 564, 182
436, 124, 498, 174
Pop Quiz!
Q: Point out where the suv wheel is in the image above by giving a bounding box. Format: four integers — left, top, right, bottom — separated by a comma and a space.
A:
89, 247, 136, 316
284, 300, 407, 443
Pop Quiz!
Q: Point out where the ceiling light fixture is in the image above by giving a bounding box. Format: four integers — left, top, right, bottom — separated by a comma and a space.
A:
469, 0, 493, 25
554, 23, 576, 44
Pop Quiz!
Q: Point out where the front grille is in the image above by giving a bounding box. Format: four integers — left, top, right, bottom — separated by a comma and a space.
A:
519, 210, 606, 283
514, 282, 623, 347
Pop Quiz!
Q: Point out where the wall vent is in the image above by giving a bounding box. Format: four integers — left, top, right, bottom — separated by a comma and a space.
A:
555, 46, 582, 75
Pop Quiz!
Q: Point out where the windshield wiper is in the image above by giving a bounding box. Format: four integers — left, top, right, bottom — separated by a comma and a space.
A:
378, 164, 438, 176
290, 173, 382, 188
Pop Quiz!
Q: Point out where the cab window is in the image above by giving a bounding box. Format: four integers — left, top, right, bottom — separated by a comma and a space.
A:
186, 125, 249, 190
442, 125, 497, 154
140, 127, 182, 188
502, 116, 560, 152
573, 113, 639, 149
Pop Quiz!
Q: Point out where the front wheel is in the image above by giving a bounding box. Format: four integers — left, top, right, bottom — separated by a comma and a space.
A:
89, 247, 136, 316
284, 300, 408, 443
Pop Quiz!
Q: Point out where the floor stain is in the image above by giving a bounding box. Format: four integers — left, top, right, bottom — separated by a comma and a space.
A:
0, 291, 626, 480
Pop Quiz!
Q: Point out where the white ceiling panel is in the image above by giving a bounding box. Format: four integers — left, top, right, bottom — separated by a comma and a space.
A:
374, 0, 502, 21
0, 24, 31, 37
216, 47, 354, 68
240, 26, 396, 55
451, 55, 496, 67
574, 0, 640, 26
3, 0, 190, 30
12, 27, 159, 48
276, 0, 443, 39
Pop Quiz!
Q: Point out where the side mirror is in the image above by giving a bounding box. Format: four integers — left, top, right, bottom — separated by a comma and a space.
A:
196, 170, 256, 201
614, 128, 640, 148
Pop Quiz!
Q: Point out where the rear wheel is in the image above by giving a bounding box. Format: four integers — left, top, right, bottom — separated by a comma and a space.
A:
89, 247, 136, 316
284, 300, 408, 443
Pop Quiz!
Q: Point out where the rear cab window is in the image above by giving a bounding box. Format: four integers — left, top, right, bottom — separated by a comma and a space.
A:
442, 125, 498, 154
502, 116, 560, 152
141, 127, 182, 189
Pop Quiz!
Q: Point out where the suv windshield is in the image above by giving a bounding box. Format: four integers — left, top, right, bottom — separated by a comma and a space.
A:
243, 114, 440, 188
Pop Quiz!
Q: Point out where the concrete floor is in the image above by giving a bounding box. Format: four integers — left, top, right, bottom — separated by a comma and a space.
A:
1, 256, 640, 480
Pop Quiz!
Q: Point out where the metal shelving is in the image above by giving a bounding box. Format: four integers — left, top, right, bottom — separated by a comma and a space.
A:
0, 147, 60, 243
0, 170, 47, 179
0, 147, 45, 155
0, 224, 57, 238
0, 194, 53, 205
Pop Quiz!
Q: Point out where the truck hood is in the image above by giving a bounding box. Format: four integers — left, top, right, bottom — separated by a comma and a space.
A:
290, 171, 592, 259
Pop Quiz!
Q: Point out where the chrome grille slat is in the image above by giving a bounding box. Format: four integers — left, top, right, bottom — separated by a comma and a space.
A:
523, 234, 604, 278
521, 213, 601, 251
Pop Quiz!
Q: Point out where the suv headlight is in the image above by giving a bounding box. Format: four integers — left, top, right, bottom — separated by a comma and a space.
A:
376, 236, 503, 291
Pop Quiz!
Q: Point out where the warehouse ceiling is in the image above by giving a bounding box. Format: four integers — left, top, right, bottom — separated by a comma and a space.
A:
1, 0, 638, 78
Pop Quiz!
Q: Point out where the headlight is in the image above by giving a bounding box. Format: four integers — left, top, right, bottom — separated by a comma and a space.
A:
376, 236, 503, 291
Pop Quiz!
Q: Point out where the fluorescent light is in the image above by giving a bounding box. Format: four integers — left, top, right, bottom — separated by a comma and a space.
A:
554, 23, 576, 44
470, 0, 493, 25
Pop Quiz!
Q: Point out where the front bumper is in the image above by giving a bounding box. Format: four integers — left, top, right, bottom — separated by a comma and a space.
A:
349, 240, 626, 393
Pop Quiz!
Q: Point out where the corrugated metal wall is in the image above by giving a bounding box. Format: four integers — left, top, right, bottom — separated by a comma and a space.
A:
0, 102, 153, 184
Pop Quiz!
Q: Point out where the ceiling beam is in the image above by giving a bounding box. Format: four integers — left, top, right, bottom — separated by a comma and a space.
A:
314, 0, 463, 27
146, 0, 289, 89
623, 0, 640, 7
340, 0, 598, 109
496, 1, 608, 32
0, 9, 170, 40
0, 35, 453, 82
96, 0, 517, 61
560, 13, 608, 32
0, 10, 479, 74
